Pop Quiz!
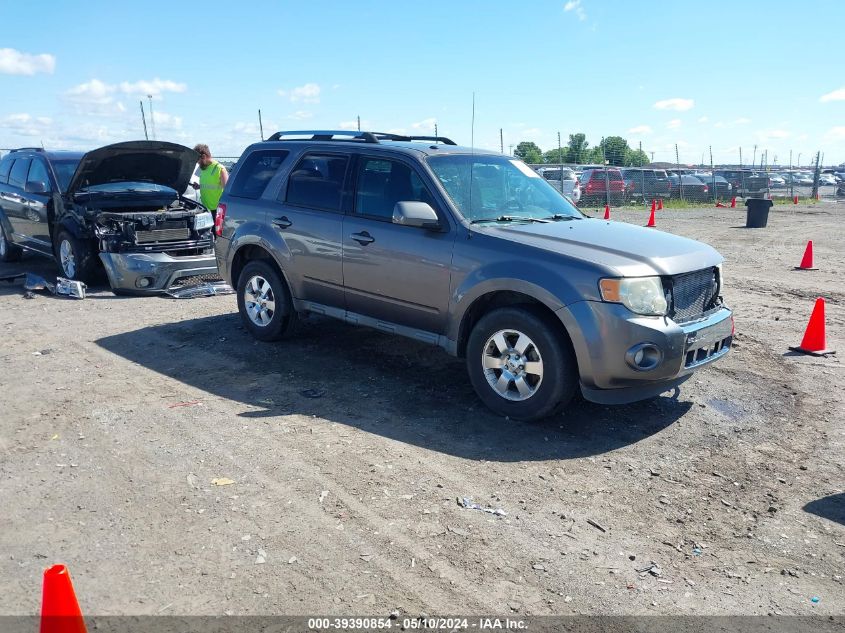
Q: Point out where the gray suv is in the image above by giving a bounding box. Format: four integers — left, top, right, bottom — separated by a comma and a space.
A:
214, 131, 733, 421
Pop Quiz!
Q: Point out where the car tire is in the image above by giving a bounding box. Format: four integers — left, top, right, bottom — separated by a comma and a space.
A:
0, 221, 23, 262
237, 259, 298, 342
466, 306, 578, 421
54, 229, 99, 283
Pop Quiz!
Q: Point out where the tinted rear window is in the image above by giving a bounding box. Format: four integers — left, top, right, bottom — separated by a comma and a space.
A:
9, 158, 30, 189
0, 157, 12, 184
286, 153, 349, 211
229, 149, 290, 199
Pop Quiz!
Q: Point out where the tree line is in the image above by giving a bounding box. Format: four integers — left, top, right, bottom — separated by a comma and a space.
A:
514, 133, 650, 167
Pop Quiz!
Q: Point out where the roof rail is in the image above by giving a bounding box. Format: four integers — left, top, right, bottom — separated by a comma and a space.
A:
264, 130, 458, 146
266, 130, 379, 143
371, 133, 457, 146
12, 147, 45, 153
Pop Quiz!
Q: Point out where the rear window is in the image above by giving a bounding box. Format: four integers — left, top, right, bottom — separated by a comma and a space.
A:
9, 158, 30, 189
229, 149, 290, 199
0, 157, 12, 184
286, 153, 349, 211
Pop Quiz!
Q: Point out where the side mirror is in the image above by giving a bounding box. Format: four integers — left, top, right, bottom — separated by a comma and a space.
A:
25, 181, 48, 194
392, 201, 441, 230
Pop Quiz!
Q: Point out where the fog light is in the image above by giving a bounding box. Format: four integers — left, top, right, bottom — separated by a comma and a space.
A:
135, 277, 152, 288
625, 343, 662, 371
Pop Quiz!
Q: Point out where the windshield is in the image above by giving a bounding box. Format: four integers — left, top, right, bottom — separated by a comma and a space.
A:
428, 154, 582, 222
81, 181, 176, 194
51, 159, 80, 193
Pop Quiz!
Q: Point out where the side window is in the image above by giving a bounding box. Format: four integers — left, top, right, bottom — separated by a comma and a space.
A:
228, 149, 289, 199
8, 159, 31, 189
27, 159, 50, 190
285, 153, 349, 211
355, 158, 435, 221
0, 158, 13, 184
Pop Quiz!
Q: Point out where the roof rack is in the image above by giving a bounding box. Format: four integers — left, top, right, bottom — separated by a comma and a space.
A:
12, 147, 45, 153
265, 130, 457, 145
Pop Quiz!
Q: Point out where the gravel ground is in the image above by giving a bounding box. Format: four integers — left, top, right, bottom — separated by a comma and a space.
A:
1, 201, 843, 617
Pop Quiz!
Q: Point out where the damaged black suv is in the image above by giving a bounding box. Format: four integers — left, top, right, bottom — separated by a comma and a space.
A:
0, 141, 217, 293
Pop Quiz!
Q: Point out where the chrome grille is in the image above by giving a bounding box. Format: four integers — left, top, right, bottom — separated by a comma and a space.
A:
667, 268, 718, 323
135, 228, 190, 243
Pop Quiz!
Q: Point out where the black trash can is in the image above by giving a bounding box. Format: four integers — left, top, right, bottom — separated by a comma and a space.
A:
745, 198, 773, 228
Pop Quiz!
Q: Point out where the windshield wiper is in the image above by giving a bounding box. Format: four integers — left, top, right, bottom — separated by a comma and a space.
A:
540, 214, 580, 221
470, 215, 550, 224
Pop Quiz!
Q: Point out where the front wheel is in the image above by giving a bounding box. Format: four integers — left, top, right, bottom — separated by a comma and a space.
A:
236, 260, 298, 342
466, 306, 578, 421
54, 229, 99, 283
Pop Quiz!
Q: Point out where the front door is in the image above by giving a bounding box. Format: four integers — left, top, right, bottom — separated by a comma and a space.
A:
342, 155, 455, 334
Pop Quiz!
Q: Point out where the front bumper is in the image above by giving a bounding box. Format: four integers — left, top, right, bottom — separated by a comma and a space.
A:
99, 251, 218, 294
556, 301, 733, 405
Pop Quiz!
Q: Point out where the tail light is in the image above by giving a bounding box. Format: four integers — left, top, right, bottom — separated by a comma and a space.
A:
214, 203, 227, 237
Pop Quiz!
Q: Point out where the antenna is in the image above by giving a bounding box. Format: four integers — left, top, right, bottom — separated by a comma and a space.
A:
147, 94, 156, 140
470, 92, 475, 149
468, 92, 476, 219
139, 100, 149, 140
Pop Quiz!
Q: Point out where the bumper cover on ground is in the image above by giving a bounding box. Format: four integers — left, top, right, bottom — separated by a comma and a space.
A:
99, 251, 218, 294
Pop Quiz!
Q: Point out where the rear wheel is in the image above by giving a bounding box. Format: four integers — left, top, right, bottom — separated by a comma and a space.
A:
0, 222, 23, 262
55, 229, 99, 283
466, 306, 578, 421
236, 260, 298, 341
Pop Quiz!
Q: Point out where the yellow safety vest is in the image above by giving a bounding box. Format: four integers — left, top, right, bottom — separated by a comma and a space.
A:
199, 161, 224, 210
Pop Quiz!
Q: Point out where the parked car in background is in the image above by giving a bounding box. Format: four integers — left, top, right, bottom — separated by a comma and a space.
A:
579, 167, 625, 206
818, 174, 837, 186
215, 130, 733, 421
620, 168, 670, 202
537, 167, 581, 203
766, 173, 786, 188
714, 169, 768, 197
693, 172, 732, 200
667, 174, 709, 201
0, 142, 217, 293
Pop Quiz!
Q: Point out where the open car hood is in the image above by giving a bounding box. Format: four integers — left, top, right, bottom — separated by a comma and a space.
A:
65, 141, 198, 195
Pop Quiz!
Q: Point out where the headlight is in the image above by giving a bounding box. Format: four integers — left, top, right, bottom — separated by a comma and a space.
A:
599, 276, 668, 316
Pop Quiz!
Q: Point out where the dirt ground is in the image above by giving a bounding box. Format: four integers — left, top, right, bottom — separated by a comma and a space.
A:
1, 201, 843, 618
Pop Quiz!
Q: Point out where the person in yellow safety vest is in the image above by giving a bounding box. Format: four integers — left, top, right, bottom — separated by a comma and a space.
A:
193, 143, 229, 211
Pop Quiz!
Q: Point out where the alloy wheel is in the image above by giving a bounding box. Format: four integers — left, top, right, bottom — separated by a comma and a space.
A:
244, 275, 276, 327
481, 328, 544, 401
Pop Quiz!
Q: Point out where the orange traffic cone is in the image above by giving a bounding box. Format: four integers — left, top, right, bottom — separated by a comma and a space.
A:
657, 198, 663, 210
789, 298, 835, 356
730, 197, 737, 208
646, 208, 656, 227
41, 565, 87, 633
650, 199, 656, 213
603, 205, 610, 220
795, 240, 818, 270
793, 195, 799, 204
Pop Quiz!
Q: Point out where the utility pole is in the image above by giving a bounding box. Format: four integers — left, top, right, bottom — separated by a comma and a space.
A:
676, 144, 683, 201
357, 115, 361, 132
649, 151, 654, 162
147, 95, 155, 140
508, 144, 514, 156
139, 100, 148, 140
558, 131, 563, 183
752, 144, 757, 170
710, 145, 715, 203
500, 128, 504, 154
258, 109, 264, 141
434, 123, 438, 139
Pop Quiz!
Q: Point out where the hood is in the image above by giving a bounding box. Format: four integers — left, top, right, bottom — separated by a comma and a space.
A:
475, 218, 723, 277
66, 141, 198, 195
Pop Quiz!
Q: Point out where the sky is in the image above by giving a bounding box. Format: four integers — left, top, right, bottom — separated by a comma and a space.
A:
2, 0, 844, 166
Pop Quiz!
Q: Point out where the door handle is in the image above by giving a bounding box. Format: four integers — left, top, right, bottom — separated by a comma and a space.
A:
272, 216, 292, 229
351, 231, 375, 245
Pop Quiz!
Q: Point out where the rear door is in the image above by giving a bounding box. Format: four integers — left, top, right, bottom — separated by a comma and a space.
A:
274, 151, 349, 310
3, 158, 32, 242
342, 154, 455, 335
24, 158, 54, 247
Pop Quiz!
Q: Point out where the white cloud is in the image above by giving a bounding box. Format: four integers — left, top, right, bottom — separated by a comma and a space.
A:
824, 126, 845, 141
714, 121, 726, 129
152, 111, 182, 130
65, 79, 116, 105
733, 117, 751, 125
411, 117, 437, 131
667, 119, 682, 130
0, 48, 55, 75
287, 110, 314, 120
697, 116, 709, 123
653, 98, 694, 112
756, 129, 790, 141
278, 83, 321, 104
564, 0, 587, 21
119, 78, 186, 97
628, 125, 653, 135
0, 113, 53, 137
820, 87, 845, 103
